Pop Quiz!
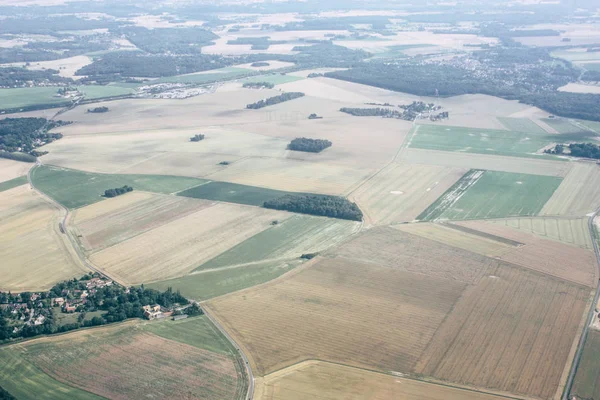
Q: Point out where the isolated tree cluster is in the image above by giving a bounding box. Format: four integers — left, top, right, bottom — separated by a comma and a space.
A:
246, 92, 304, 109
103, 185, 133, 198
264, 194, 363, 221
288, 137, 332, 153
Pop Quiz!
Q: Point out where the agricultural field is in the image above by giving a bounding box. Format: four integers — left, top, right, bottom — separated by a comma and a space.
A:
541, 117, 590, 134
0, 176, 27, 193
351, 162, 467, 224
199, 214, 359, 270
402, 148, 571, 177
0, 185, 86, 292
31, 165, 205, 209
147, 260, 300, 301
330, 226, 502, 284
418, 170, 563, 221
415, 262, 591, 400
158, 67, 253, 84
0, 318, 245, 400
540, 163, 600, 217
89, 203, 288, 285
205, 257, 467, 376
257, 361, 504, 400
571, 330, 600, 400
240, 74, 304, 86
408, 124, 556, 158
497, 117, 548, 134
0, 158, 32, 183
489, 216, 593, 249
71, 192, 212, 252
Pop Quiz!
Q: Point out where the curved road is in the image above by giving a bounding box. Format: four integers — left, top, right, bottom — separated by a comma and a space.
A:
27, 161, 256, 400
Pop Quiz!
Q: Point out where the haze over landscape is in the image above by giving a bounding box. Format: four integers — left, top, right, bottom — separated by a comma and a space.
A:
1, 0, 600, 399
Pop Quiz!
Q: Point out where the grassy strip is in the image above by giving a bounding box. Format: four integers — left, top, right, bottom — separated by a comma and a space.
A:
0, 176, 27, 193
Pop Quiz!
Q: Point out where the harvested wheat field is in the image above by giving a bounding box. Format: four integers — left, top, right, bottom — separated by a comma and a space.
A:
415, 262, 591, 400
489, 217, 593, 249
205, 257, 467, 377
89, 203, 289, 285
0, 158, 30, 183
540, 162, 600, 216
352, 163, 467, 224
401, 148, 571, 177
257, 361, 505, 400
71, 192, 212, 252
7, 322, 240, 400
455, 220, 598, 287
207, 157, 372, 196
329, 226, 502, 284
0, 185, 86, 292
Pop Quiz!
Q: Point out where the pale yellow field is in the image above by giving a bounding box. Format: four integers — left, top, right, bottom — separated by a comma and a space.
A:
257, 361, 503, 400
489, 217, 593, 249
1, 55, 92, 79
0, 185, 87, 291
89, 203, 289, 285
205, 257, 466, 376
541, 162, 600, 216
206, 156, 372, 196
72, 192, 212, 253
559, 83, 600, 94
352, 163, 467, 224
0, 159, 30, 183
277, 77, 383, 103
402, 148, 572, 177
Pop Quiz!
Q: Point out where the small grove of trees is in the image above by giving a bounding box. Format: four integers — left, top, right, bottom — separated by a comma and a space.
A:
264, 194, 363, 221
242, 81, 274, 89
104, 185, 133, 198
87, 106, 109, 113
288, 137, 332, 153
246, 92, 304, 109
545, 143, 600, 159
0, 151, 36, 163
190, 134, 205, 142
308, 113, 322, 119
251, 62, 270, 67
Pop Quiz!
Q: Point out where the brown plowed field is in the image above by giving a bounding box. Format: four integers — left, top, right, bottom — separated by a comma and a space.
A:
329, 226, 500, 284
415, 263, 591, 400
205, 257, 466, 376
72, 192, 212, 252
456, 220, 598, 287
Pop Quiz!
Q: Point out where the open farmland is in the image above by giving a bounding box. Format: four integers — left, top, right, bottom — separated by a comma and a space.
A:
257, 361, 505, 400
31, 165, 205, 209
0, 185, 86, 292
489, 217, 593, 249
89, 203, 289, 285
497, 117, 548, 134
418, 170, 562, 221
205, 257, 467, 376
540, 163, 600, 217
408, 124, 556, 158
71, 192, 212, 252
0, 176, 27, 193
540, 118, 591, 134
415, 262, 591, 400
0, 319, 243, 400
198, 215, 360, 271
351, 163, 467, 224
147, 260, 300, 301
0, 158, 32, 183
571, 330, 600, 400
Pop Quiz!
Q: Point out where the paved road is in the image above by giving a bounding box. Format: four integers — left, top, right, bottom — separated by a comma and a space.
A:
27, 160, 256, 400
562, 207, 600, 400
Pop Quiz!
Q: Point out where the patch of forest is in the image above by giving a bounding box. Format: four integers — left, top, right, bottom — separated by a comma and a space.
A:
115, 26, 218, 54
264, 194, 363, 221
246, 92, 304, 109
0, 118, 68, 154
243, 81, 275, 89
103, 185, 133, 198
545, 142, 600, 159
288, 137, 332, 153
227, 36, 286, 50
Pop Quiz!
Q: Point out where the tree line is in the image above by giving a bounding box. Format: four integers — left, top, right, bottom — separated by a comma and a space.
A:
545, 142, 600, 159
243, 81, 275, 89
264, 195, 363, 221
246, 92, 304, 109
103, 185, 133, 198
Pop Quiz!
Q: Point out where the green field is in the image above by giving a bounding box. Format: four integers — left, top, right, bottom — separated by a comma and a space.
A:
584, 62, 600, 72
497, 117, 547, 134
147, 260, 297, 301
0, 176, 27, 193
542, 118, 587, 134
158, 67, 254, 84
410, 124, 557, 158
241, 73, 304, 86
0, 347, 102, 400
571, 330, 600, 400
31, 165, 206, 209
178, 181, 309, 206
198, 215, 358, 271
76, 84, 137, 99
418, 170, 562, 221
0, 87, 71, 110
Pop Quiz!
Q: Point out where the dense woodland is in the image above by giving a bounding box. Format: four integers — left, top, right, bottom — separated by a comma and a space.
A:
0, 118, 67, 154
264, 195, 363, 221
0, 386, 14, 400
545, 142, 600, 159
288, 137, 332, 153
246, 92, 304, 109
0, 67, 72, 88
103, 185, 133, 198
116, 27, 218, 54
227, 36, 285, 50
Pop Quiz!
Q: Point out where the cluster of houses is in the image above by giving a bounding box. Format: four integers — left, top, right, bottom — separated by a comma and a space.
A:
1, 293, 48, 333
51, 277, 113, 314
